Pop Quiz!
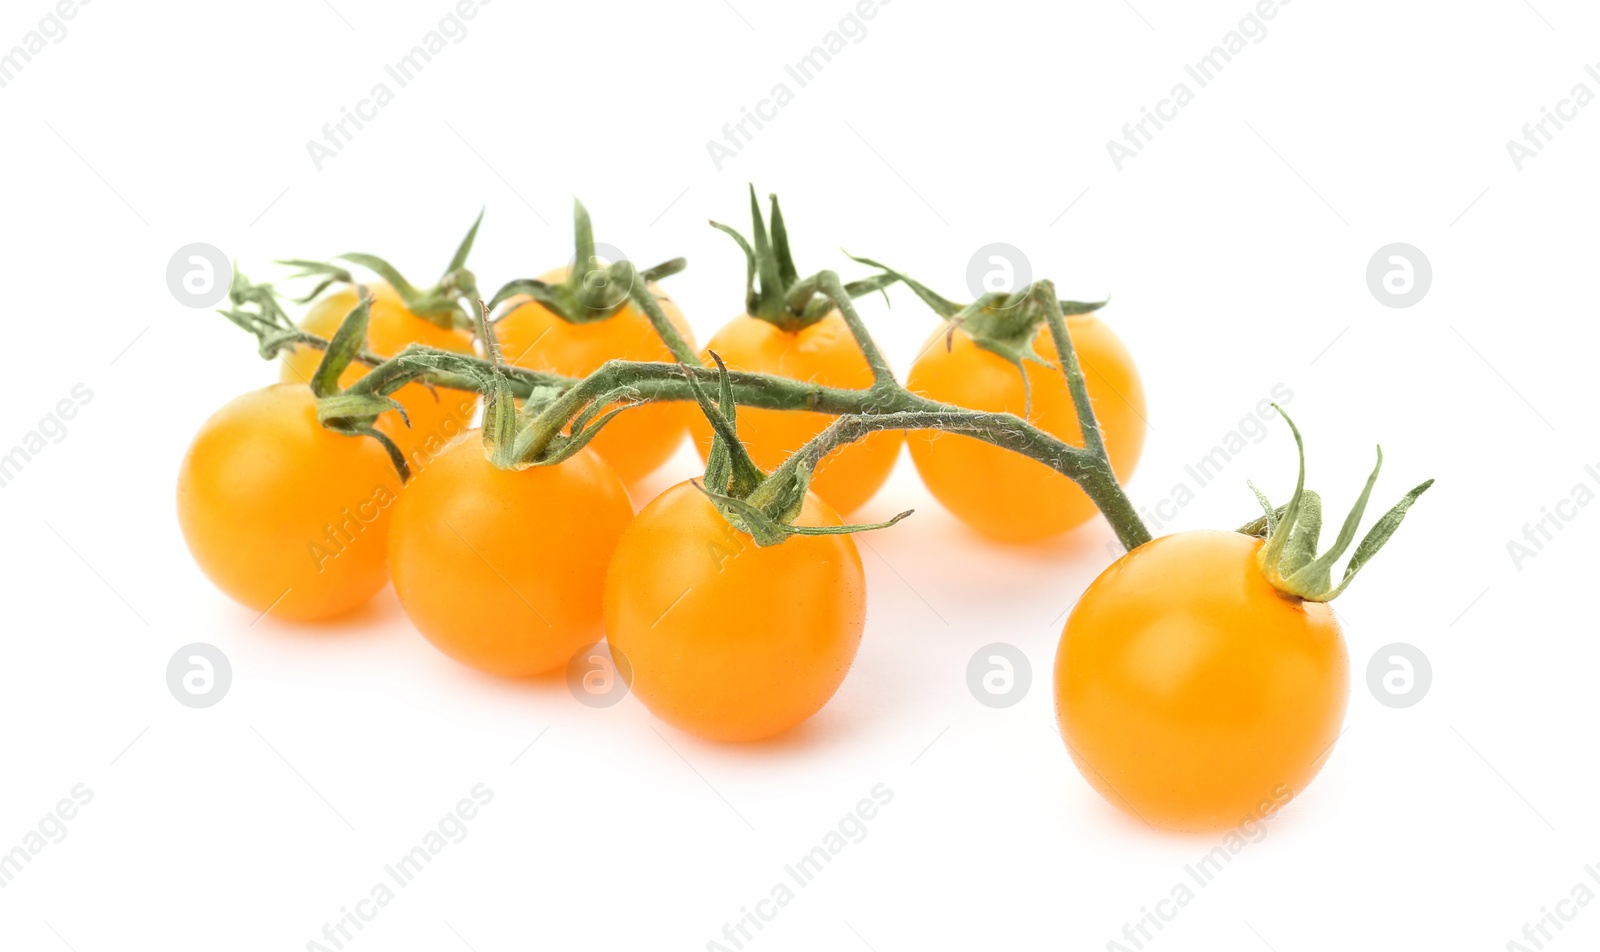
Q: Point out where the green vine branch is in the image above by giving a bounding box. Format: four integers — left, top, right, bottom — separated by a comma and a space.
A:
221, 265, 1155, 551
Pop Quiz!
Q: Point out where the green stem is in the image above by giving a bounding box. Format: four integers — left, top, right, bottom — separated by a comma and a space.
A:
1034, 280, 1108, 461
342, 344, 565, 399
813, 270, 895, 388
621, 264, 701, 366
226, 280, 1153, 550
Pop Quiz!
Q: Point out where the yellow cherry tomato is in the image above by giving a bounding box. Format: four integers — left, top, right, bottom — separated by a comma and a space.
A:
1055, 530, 1348, 831
603, 481, 866, 742
177, 384, 402, 621
495, 268, 697, 485
906, 317, 1145, 542
688, 311, 902, 515
387, 432, 634, 677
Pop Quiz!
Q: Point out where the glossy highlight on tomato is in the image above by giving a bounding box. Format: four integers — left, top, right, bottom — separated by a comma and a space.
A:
603, 481, 866, 742
280, 282, 479, 472
387, 432, 634, 677
907, 317, 1144, 542
177, 384, 403, 621
688, 311, 902, 515
496, 268, 697, 485
1054, 531, 1349, 831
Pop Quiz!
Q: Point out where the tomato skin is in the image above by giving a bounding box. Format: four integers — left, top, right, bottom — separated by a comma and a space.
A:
906, 317, 1145, 542
387, 433, 634, 677
688, 311, 902, 515
603, 482, 866, 742
495, 269, 697, 485
1054, 531, 1348, 831
177, 384, 402, 621
280, 283, 479, 473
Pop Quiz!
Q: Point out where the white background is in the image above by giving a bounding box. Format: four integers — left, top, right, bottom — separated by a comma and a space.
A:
1, 0, 1596, 949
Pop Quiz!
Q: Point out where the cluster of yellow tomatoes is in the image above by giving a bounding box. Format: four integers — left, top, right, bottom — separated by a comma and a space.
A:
177, 194, 1428, 832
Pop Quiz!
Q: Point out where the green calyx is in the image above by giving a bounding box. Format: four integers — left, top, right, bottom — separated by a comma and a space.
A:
299, 287, 413, 481
688, 354, 910, 546
487, 199, 687, 325
848, 253, 1106, 412
278, 209, 486, 330
219, 269, 300, 359
473, 298, 530, 472
713, 186, 899, 333
1238, 406, 1433, 602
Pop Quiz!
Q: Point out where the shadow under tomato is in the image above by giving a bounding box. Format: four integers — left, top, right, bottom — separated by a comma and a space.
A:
414, 652, 574, 690
1055, 758, 1325, 844
632, 699, 868, 761
244, 585, 407, 640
